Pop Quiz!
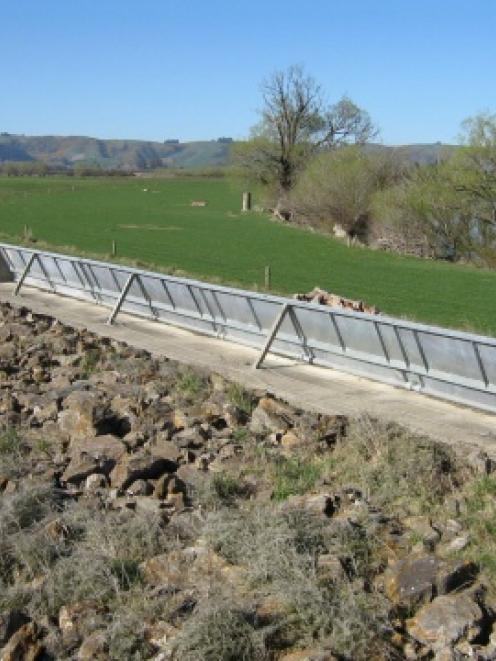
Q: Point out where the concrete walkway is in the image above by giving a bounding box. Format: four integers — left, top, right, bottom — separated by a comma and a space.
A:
1, 282, 495, 457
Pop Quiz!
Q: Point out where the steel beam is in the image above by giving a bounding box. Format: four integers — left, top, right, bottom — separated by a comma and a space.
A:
107, 273, 135, 325
13, 252, 37, 296
253, 303, 290, 369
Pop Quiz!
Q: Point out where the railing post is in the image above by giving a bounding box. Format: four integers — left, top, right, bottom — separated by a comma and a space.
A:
253, 303, 289, 369
107, 273, 135, 325
13, 252, 37, 296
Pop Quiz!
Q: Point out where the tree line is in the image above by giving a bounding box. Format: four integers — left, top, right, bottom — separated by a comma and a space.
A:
0, 162, 133, 177
235, 66, 496, 267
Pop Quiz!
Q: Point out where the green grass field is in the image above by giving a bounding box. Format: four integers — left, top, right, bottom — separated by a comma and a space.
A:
0, 175, 495, 336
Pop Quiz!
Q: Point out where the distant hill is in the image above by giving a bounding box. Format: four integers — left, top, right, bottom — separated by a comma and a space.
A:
0, 134, 233, 171
0, 133, 456, 171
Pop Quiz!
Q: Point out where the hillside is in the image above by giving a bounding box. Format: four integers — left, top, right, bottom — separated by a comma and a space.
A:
0, 134, 233, 171
0, 133, 456, 171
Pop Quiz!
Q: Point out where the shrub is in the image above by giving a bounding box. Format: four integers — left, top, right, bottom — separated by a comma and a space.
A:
173, 593, 266, 661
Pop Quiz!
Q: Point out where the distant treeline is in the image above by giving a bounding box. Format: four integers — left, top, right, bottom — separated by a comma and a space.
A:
0, 161, 234, 179
0, 161, 134, 177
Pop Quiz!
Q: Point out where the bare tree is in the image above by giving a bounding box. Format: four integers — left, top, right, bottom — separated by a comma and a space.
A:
235, 66, 377, 210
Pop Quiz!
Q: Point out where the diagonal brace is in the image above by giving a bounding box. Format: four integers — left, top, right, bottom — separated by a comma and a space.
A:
13, 252, 37, 296
107, 273, 135, 325
253, 303, 290, 369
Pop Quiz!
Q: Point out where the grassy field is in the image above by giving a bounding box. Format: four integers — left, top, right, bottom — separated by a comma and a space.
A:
0, 175, 496, 336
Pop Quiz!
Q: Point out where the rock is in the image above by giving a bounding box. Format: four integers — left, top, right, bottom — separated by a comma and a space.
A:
77, 631, 108, 660
144, 621, 178, 650
284, 493, 339, 518
0, 622, 43, 661
0, 611, 30, 646
149, 438, 182, 464
280, 431, 302, 449
153, 474, 187, 500
438, 535, 471, 557
249, 396, 296, 434
404, 516, 441, 549
62, 435, 126, 484
384, 554, 478, 606
85, 473, 108, 491
172, 427, 206, 450
110, 451, 177, 490
59, 601, 104, 646
126, 479, 153, 496
58, 391, 108, 440
406, 593, 483, 651
140, 552, 185, 588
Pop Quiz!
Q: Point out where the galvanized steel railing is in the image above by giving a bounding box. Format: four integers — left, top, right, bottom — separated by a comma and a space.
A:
1, 241, 495, 414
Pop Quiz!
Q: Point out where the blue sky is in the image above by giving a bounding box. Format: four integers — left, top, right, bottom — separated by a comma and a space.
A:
1, 0, 495, 145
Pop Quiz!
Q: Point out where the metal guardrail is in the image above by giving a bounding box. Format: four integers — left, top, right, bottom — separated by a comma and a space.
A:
0, 241, 495, 414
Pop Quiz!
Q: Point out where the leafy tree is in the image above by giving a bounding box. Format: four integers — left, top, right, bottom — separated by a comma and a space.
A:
291, 147, 402, 241
372, 161, 473, 260
456, 113, 496, 239
234, 66, 376, 212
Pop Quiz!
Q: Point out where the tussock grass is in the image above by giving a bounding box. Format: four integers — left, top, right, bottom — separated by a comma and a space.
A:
319, 415, 469, 515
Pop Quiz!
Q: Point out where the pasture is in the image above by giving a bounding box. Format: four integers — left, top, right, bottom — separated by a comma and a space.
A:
0, 175, 495, 336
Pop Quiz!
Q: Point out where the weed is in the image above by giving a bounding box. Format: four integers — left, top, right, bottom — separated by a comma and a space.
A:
211, 473, 249, 503
177, 371, 207, 398
271, 456, 321, 501
232, 427, 250, 442
227, 384, 256, 415
0, 427, 25, 455
79, 347, 101, 377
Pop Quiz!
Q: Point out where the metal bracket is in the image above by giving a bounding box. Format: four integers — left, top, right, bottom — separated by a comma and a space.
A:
13, 252, 37, 296
253, 303, 289, 369
107, 273, 135, 325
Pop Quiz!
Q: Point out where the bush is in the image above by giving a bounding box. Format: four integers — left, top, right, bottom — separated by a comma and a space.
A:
173, 593, 266, 661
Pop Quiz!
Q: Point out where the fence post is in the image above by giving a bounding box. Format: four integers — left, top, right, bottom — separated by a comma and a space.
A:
264, 265, 271, 290
242, 191, 252, 212
111, 240, 117, 257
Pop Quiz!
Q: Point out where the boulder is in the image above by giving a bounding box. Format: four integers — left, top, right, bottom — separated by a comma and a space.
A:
403, 516, 441, 548
139, 551, 185, 588
384, 554, 478, 606
58, 391, 108, 440
0, 611, 30, 646
58, 601, 105, 647
0, 622, 43, 661
249, 396, 296, 434
406, 593, 483, 651
109, 451, 177, 490
62, 435, 126, 485
77, 631, 108, 660
149, 438, 182, 464
154, 474, 187, 500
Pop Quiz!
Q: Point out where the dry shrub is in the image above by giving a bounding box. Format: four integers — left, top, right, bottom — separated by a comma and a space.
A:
322, 415, 469, 514
173, 589, 267, 661
202, 502, 393, 658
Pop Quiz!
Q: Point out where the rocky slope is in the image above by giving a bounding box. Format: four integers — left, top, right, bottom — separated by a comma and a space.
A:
1, 301, 496, 660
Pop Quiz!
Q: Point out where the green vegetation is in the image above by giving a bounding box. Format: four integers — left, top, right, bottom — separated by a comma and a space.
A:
1, 175, 496, 334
